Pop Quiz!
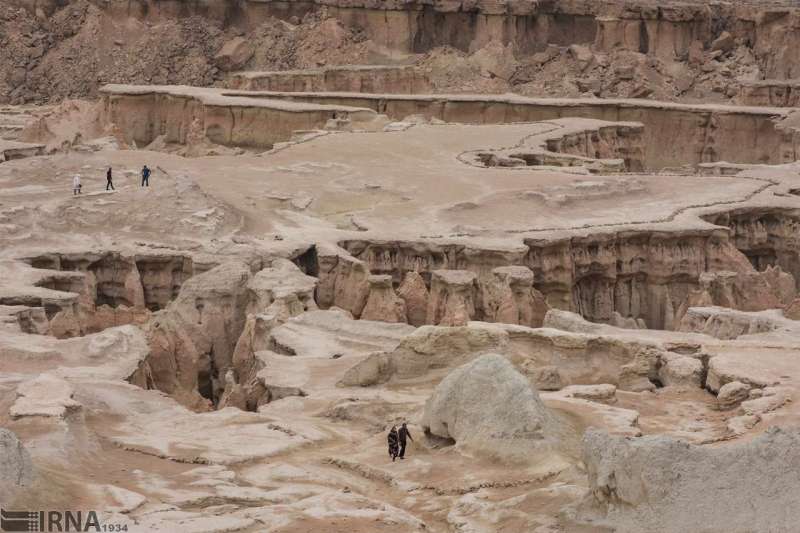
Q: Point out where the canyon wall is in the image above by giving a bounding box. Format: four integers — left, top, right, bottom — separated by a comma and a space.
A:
254, 92, 796, 168
101, 84, 798, 168
230, 66, 432, 94
337, 226, 794, 330
704, 207, 800, 289
14, 0, 800, 80
100, 85, 376, 148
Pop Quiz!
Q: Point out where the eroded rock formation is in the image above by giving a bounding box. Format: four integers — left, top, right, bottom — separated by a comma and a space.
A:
144, 261, 253, 410
335, 227, 794, 331
482, 266, 549, 328
397, 271, 430, 327
360, 275, 407, 323
421, 354, 573, 463
426, 270, 478, 326
577, 427, 800, 533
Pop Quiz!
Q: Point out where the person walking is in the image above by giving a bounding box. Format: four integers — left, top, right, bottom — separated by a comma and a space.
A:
387, 426, 399, 462
72, 174, 82, 195
141, 165, 151, 187
106, 167, 114, 191
398, 422, 414, 460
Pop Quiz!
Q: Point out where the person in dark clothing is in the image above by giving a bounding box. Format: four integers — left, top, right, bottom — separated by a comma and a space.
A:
106, 167, 114, 191
388, 426, 399, 462
398, 422, 413, 459
141, 165, 151, 187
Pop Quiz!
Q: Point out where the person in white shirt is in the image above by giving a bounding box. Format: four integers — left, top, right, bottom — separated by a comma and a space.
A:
72, 174, 82, 196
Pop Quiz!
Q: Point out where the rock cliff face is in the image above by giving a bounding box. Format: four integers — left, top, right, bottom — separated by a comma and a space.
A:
230, 65, 433, 94
22, 251, 193, 338
397, 271, 429, 326
737, 80, 800, 107
577, 427, 800, 533
360, 274, 407, 323
100, 86, 377, 150
481, 266, 549, 328
473, 119, 645, 173
336, 228, 794, 330
145, 261, 253, 410
704, 208, 800, 290
426, 270, 478, 327
143, 257, 321, 410
11, 0, 800, 105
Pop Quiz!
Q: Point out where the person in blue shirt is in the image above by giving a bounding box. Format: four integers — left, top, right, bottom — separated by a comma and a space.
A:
141, 165, 151, 187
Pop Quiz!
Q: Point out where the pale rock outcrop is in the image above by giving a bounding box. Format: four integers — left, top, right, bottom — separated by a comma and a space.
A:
338, 324, 508, 386
577, 427, 800, 533
396, 271, 429, 327
10, 374, 81, 419
740, 386, 791, 418
717, 380, 751, 410
0, 429, 34, 505
251, 351, 308, 404
503, 322, 665, 392
482, 266, 549, 328
705, 348, 785, 394
360, 275, 407, 323
542, 308, 603, 334
558, 384, 617, 403
421, 354, 572, 463
658, 352, 704, 389
337, 352, 394, 388
225, 260, 318, 410
341, 319, 674, 393
678, 306, 780, 340
426, 270, 477, 326
617, 345, 661, 392
244, 258, 317, 317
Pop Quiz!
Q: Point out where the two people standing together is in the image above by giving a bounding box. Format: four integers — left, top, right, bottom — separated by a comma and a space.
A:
388, 422, 414, 462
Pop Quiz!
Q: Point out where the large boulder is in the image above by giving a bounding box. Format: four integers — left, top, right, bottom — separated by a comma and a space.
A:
421, 354, 572, 463
0, 429, 34, 505
577, 427, 800, 533
214, 37, 255, 71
